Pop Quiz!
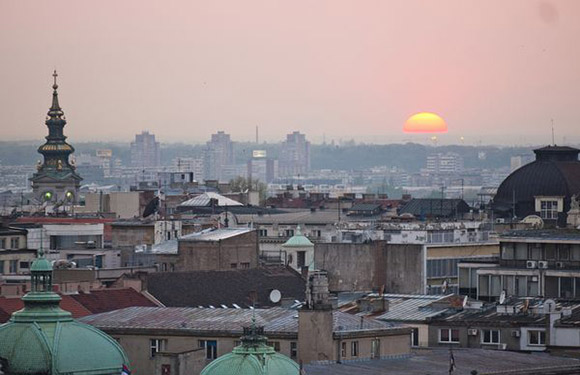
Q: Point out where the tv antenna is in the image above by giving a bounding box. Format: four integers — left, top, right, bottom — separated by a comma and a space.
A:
551, 118, 555, 146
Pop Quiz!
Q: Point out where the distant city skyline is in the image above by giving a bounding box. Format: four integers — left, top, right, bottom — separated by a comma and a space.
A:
2, 1, 580, 146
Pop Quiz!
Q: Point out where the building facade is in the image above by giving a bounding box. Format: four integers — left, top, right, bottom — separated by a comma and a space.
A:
131, 131, 161, 168
279, 131, 310, 177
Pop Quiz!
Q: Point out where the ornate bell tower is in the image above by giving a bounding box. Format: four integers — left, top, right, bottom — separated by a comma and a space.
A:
30, 71, 82, 204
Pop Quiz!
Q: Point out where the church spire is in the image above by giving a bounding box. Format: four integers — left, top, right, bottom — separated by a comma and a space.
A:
48, 70, 64, 119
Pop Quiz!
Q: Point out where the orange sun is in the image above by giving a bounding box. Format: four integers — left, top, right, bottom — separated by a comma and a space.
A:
403, 112, 448, 133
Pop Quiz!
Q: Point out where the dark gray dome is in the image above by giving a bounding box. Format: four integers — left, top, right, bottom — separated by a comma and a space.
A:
493, 146, 580, 222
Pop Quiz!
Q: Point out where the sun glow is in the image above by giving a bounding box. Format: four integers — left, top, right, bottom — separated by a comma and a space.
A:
403, 112, 448, 133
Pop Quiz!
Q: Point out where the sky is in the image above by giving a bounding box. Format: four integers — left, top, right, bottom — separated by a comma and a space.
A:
1, 1, 579, 146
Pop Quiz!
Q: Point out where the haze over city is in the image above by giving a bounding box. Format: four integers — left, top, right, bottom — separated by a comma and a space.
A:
1, 0, 580, 145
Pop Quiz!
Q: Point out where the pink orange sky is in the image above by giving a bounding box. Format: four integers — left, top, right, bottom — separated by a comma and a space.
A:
1, 1, 580, 145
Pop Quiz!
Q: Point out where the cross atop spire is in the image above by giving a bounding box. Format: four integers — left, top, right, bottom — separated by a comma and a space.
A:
52, 69, 58, 90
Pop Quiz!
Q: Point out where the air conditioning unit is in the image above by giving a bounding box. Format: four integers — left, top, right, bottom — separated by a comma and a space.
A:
556, 262, 565, 269
511, 330, 521, 338
526, 261, 537, 269
538, 261, 548, 269
468, 329, 478, 336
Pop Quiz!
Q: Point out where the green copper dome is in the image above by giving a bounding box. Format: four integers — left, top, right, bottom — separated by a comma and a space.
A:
201, 322, 299, 375
282, 226, 314, 248
0, 249, 130, 375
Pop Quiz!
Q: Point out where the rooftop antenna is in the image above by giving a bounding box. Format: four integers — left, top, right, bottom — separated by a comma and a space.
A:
551, 119, 555, 146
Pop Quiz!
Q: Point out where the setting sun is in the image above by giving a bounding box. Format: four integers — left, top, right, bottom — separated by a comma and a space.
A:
403, 112, 448, 133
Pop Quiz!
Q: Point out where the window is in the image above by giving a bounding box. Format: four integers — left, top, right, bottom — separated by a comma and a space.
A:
0, 260, 4, 274
351, 341, 359, 357
0, 238, 5, 249
9, 260, 17, 274
150, 339, 166, 357
540, 200, 559, 219
371, 339, 380, 359
439, 328, 460, 343
558, 245, 570, 260
501, 244, 514, 259
10, 237, 19, 249
199, 340, 217, 360
19, 262, 30, 270
258, 229, 268, 237
230, 263, 237, 269
297, 251, 306, 268
311, 230, 322, 238
341, 342, 347, 358
290, 342, 297, 359
284, 229, 294, 237
240, 262, 250, 269
411, 328, 419, 347
528, 330, 546, 346
481, 329, 500, 344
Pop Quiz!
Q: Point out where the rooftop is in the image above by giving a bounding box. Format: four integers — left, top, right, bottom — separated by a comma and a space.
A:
180, 192, 244, 207
180, 227, 253, 242
79, 306, 401, 336
304, 348, 580, 375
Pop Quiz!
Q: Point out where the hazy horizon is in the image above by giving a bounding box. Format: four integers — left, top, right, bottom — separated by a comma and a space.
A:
2, 1, 579, 146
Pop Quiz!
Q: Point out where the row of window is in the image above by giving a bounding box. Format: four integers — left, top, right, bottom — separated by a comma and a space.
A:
427, 258, 461, 278
0, 260, 28, 274
438, 328, 545, 346
0, 237, 21, 250
257, 229, 322, 238
501, 243, 580, 261
149, 338, 298, 360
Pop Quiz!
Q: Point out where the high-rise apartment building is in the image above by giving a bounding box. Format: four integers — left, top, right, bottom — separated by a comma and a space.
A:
279, 131, 310, 177
204, 131, 234, 181
247, 150, 278, 183
130, 131, 161, 168
426, 152, 463, 174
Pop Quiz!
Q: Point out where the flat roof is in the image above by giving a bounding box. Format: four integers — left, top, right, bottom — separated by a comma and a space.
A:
304, 348, 580, 375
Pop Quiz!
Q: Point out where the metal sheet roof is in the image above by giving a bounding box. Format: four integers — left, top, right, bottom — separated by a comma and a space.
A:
79, 306, 397, 335
180, 228, 252, 242
180, 192, 243, 207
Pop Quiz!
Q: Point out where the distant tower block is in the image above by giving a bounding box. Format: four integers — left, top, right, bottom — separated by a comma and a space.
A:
30, 71, 82, 204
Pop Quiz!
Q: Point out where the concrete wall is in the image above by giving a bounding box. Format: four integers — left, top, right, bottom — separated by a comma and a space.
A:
112, 225, 154, 248
108, 333, 298, 375
314, 242, 424, 293
298, 309, 335, 363
177, 231, 259, 271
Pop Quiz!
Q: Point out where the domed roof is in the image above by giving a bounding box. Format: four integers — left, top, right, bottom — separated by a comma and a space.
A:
282, 226, 313, 248
0, 251, 130, 375
493, 146, 580, 219
201, 324, 299, 375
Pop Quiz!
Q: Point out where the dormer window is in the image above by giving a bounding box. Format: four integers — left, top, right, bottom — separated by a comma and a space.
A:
535, 196, 563, 220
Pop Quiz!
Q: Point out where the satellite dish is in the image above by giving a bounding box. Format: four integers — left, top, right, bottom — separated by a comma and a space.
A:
269, 289, 282, 304
462, 295, 468, 308
499, 290, 506, 305
442, 280, 449, 294
543, 299, 556, 314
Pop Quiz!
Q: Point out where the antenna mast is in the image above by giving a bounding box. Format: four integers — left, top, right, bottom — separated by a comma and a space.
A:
551, 119, 555, 146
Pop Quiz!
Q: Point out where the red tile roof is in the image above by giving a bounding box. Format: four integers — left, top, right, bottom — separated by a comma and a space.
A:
70, 288, 157, 314
0, 294, 92, 323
